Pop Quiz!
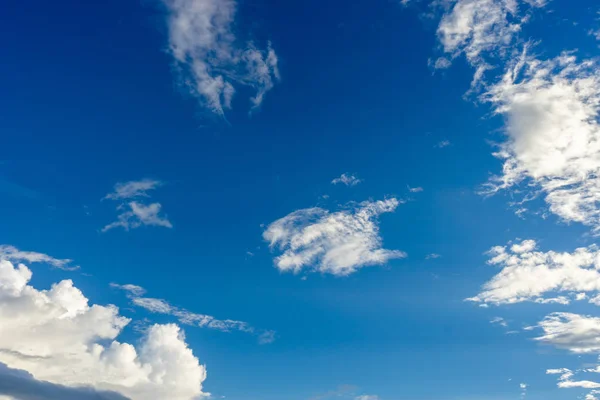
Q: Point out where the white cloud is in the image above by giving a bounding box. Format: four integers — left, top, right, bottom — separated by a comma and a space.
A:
355, 396, 379, 400
408, 186, 424, 193
103, 180, 172, 233
536, 313, 600, 353
467, 240, 600, 305
0, 245, 79, 271
0, 362, 129, 400
110, 283, 147, 297
425, 253, 441, 260
436, 0, 546, 70
102, 202, 173, 232
435, 140, 451, 148
490, 316, 508, 327
482, 49, 600, 233
331, 174, 362, 186
547, 368, 574, 382
103, 179, 162, 201
263, 199, 406, 276
112, 283, 275, 343
558, 380, 600, 389
161, 0, 279, 115
0, 259, 207, 400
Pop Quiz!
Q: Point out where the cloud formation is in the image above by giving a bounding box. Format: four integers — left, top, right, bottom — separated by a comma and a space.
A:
482, 49, 600, 233
161, 0, 280, 115
102, 202, 173, 232
0, 245, 79, 271
0, 362, 129, 400
103, 180, 172, 232
434, 0, 546, 86
103, 179, 162, 201
468, 240, 600, 305
0, 259, 206, 400
263, 199, 406, 276
331, 174, 362, 186
536, 313, 600, 354
112, 283, 275, 344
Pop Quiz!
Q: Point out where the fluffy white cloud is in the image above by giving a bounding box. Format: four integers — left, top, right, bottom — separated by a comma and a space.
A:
436, 0, 546, 70
112, 283, 275, 343
102, 202, 173, 232
331, 174, 362, 186
0, 259, 206, 400
104, 179, 162, 201
161, 0, 279, 114
0, 245, 79, 271
0, 362, 129, 400
468, 240, 600, 305
482, 49, 600, 232
536, 313, 600, 354
263, 199, 406, 276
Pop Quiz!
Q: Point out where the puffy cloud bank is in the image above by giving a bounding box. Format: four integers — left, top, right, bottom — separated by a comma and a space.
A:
0, 259, 206, 400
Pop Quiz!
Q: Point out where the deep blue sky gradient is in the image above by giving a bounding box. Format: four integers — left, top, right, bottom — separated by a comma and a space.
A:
1, 0, 600, 399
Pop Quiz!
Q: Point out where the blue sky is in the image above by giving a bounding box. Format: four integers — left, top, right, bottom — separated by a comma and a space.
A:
1, 0, 600, 399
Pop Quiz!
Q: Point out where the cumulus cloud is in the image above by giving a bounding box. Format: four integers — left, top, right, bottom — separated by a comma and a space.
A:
0, 259, 207, 400
112, 283, 275, 343
536, 313, 600, 354
467, 239, 600, 305
161, 0, 280, 115
0, 362, 129, 400
103, 179, 162, 201
482, 49, 600, 233
0, 245, 79, 271
331, 174, 362, 186
263, 199, 406, 276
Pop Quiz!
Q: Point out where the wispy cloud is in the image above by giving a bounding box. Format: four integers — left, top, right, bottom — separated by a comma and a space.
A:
434, 0, 547, 85
102, 180, 172, 232
408, 186, 424, 193
112, 283, 275, 344
263, 199, 406, 276
331, 173, 362, 186
0, 245, 79, 271
102, 202, 173, 232
160, 0, 280, 115
490, 316, 508, 327
434, 140, 451, 148
425, 253, 441, 260
103, 179, 162, 200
